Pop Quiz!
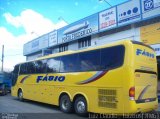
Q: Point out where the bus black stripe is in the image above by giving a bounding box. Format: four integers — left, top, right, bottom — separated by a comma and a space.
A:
135, 69, 157, 75
136, 98, 156, 103
131, 41, 154, 51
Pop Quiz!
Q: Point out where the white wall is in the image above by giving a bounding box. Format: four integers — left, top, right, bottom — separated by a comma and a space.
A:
26, 53, 42, 61
97, 27, 140, 46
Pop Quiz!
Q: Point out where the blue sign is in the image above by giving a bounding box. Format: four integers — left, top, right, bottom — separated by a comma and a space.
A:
141, 0, 160, 19
144, 0, 154, 11
58, 14, 98, 44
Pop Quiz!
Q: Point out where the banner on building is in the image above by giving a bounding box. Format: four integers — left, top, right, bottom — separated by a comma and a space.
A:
49, 30, 57, 47
99, 7, 117, 31
141, 0, 160, 19
58, 14, 98, 44
117, 0, 141, 26
23, 34, 49, 55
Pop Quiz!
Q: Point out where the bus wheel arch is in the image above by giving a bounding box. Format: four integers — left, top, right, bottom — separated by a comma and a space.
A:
17, 88, 23, 101
73, 94, 88, 116
59, 92, 73, 113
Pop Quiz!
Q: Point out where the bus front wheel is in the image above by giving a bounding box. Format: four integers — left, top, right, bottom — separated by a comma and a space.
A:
74, 96, 87, 116
18, 89, 23, 101
60, 95, 73, 113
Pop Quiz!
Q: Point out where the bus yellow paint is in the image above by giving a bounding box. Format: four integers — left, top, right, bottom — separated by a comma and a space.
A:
11, 40, 158, 115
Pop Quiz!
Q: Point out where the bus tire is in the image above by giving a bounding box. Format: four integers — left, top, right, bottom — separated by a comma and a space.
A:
74, 96, 87, 116
60, 95, 73, 113
18, 89, 23, 101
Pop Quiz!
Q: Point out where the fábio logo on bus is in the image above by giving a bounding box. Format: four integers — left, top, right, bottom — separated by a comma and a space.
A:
136, 49, 154, 58
36, 76, 65, 83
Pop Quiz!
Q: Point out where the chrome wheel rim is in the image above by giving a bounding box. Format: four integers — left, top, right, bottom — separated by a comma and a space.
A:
62, 99, 69, 110
77, 101, 85, 113
19, 92, 23, 99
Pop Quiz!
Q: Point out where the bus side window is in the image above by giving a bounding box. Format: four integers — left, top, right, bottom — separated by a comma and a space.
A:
20, 63, 28, 74
47, 57, 60, 73
12, 65, 20, 86
100, 46, 125, 70
60, 54, 79, 72
27, 62, 36, 74
34, 60, 47, 73
78, 50, 100, 71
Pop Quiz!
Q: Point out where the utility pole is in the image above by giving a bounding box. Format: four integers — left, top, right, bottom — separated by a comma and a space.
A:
1, 45, 4, 72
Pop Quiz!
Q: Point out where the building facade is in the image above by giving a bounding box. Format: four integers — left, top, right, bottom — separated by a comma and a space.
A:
23, 0, 160, 77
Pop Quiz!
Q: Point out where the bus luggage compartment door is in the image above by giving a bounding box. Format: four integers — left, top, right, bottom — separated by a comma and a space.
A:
134, 71, 157, 104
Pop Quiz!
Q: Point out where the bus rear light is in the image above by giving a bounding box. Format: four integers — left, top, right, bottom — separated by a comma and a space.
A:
129, 87, 135, 100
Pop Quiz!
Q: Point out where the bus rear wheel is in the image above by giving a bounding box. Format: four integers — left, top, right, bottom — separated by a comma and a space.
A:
18, 89, 23, 101
60, 95, 73, 113
74, 96, 87, 116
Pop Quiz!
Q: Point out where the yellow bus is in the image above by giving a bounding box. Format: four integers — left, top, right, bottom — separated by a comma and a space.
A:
11, 40, 158, 116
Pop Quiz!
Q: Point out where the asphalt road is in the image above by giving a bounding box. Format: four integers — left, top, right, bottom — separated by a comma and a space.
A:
0, 94, 86, 119
0, 94, 160, 119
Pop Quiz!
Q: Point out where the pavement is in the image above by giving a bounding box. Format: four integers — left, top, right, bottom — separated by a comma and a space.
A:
0, 94, 160, 119
0, 94, 86, 119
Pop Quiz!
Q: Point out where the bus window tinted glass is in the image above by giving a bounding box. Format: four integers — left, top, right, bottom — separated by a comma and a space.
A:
79, 50, 100, 71
20, 63, 28, 74
35, 60, 47, 73
100, 45, 124, 70
12, 65, 19, 86
27, 62, 36, 74
60, 54, 79, 72
47, 57, 60, 73
13, 65, 19, 74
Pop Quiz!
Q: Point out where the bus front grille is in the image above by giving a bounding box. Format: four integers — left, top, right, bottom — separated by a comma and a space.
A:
98, 89, 117, 109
